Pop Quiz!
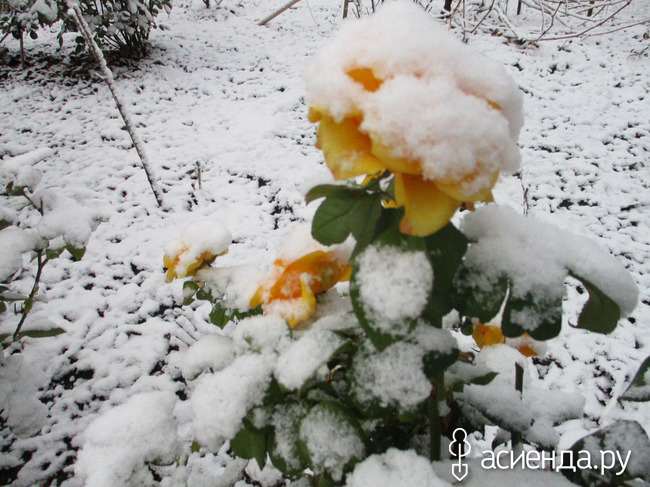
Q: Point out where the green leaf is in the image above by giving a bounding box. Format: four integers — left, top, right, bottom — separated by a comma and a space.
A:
422, 348, 459, 378
0, 219, 11, 231
6, 182, 25, 197
191, 440, 201, 453
230, 425, 268, 469
182, 281, 200, 305
66, 245, 86, 261
620, 356, 650, 402
0, 302, 6, 314
457, 270, 508, 324
196, 288, 214, 302
311, 191, 355, 245
305, 184, 350, 204
470, 371, 498, 386
209, 303, 229, 328
562, 420, 650, 486
20, 328, 65, 338
349, 194, 382, 252
574, 276, 621, 334
349, 268, 401, 352
501, 293, 562, 341
46, 247, 65, 260
423, 222, 468, 324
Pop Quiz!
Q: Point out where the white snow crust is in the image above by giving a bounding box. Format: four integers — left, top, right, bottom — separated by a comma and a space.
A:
75, 391, 180, 487
346, 448, 451, 487
356, 244, 433, 334
461, 206, 639, 316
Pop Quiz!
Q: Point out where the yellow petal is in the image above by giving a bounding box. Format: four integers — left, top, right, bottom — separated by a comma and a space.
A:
473, 323, 506, 349
347, 67, 383, 92
394, 173, 461, 236
286, 278, 317, 328
436, 171, 499, 203
316, 115, 385, 180
370, 141, 422, 176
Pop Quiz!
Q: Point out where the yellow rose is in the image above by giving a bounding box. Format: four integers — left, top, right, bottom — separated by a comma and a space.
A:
305, 2, 522, 236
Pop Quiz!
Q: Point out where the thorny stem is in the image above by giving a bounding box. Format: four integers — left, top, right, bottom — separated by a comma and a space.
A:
429, 372, 444, 461
13, 250, 49, 341
511, 362, 524, 451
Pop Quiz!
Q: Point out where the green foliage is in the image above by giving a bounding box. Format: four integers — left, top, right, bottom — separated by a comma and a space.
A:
67, 0, 172, 58
176, 168, 638, 485
0, 150, 97, 342
1, 0, 171, 60
574, 275, 621, 334
620, 355, 650, 402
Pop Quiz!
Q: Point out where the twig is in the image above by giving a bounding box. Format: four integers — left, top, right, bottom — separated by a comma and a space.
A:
68, 4, 164, 207
258, 0, 302, 26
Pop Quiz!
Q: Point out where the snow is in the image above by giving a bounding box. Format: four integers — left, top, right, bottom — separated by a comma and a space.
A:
298, 404, 365, 481
230, 314, 291, 355
275, 328, 344, 390
190, 353, 273, 451
346, 448, 451, 487
0, 227, 42, 282
173, 332, 235, 379
33, 189, 101, 248
355, 244, 433, 335
352, 338, 432, 411
74, 391, 180, 487
0, 0, 648, 484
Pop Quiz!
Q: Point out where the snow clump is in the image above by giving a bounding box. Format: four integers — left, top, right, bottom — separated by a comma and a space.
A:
355, 244, 433, 335
461, 206, 639, 319
75, 391, 180, 487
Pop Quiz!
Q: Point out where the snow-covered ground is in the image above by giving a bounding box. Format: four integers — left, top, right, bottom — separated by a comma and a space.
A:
0, 0, 648, 485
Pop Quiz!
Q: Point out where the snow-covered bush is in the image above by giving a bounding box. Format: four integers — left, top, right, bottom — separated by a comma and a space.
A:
162, 2, 649, 485
0, 0, 171, 61
65, 0, 172, 58
0, 148, 100, 342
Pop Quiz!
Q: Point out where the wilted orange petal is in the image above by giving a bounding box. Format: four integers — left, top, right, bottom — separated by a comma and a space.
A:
285, 279, 318, 328
370, 141, 422, 176
516, 344, 539, 357
316, 115, 385, 180
347, 68, 383, 92
394, 173, 462, 236
473, 323, 506, 349
437, 171, 499, 203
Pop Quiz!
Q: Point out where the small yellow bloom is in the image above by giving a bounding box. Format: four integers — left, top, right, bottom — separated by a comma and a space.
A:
163, 221, 232, 283
164, 247, 216, 283
250, 250, 351, 328
472, 322, 544, 358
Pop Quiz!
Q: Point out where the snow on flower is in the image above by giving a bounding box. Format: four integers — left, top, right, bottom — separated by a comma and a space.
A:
304, 1, 523, 236
250, 225, 352, 327
163, 220, 232, 282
